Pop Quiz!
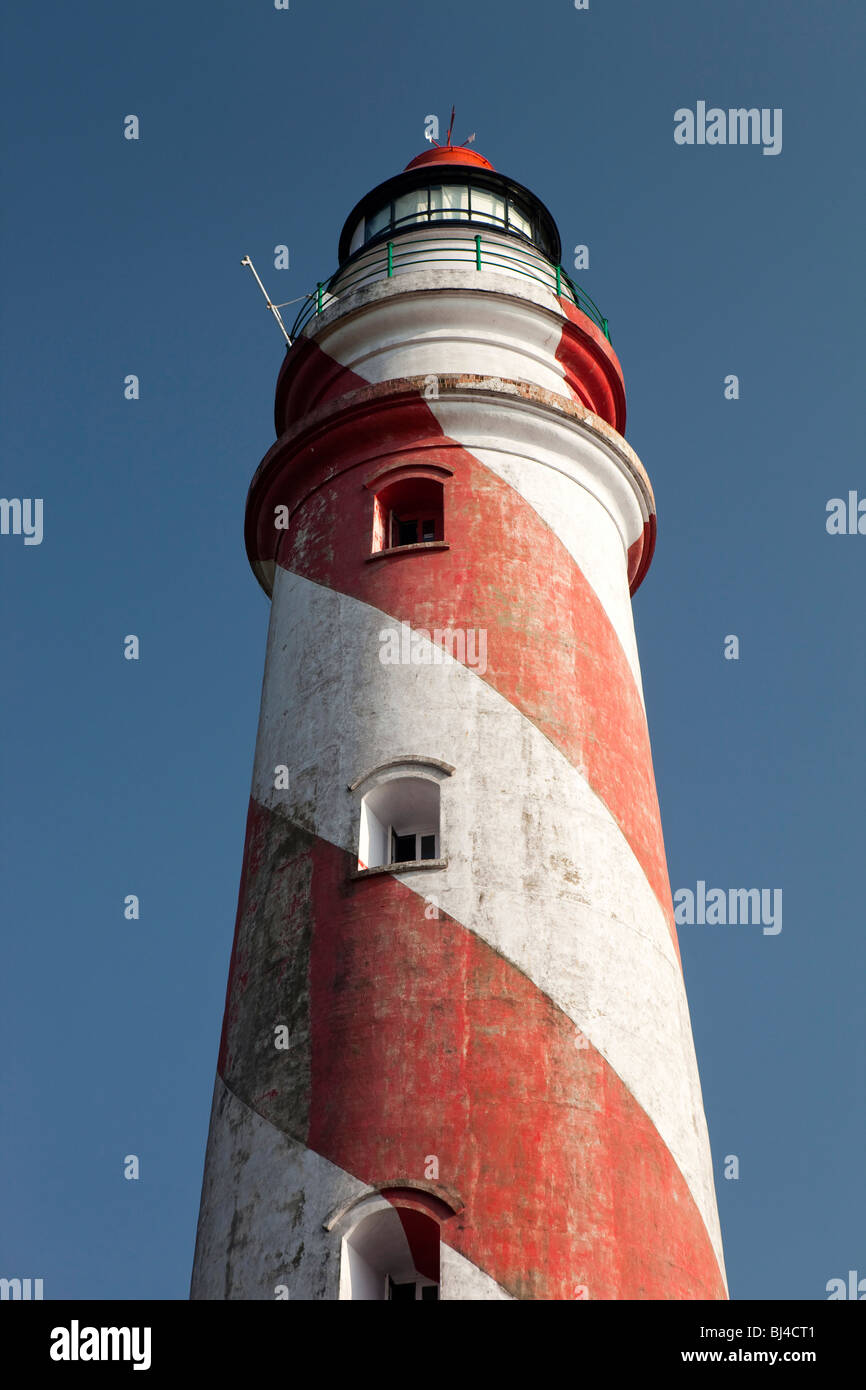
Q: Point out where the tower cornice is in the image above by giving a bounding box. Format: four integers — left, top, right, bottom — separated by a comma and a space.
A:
247, 374, 655, 601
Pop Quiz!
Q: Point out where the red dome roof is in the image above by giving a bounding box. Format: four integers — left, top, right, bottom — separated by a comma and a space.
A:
404, 145, 495, 172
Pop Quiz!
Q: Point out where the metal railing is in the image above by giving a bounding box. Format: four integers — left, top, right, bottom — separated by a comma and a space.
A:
288, 233, 611, 342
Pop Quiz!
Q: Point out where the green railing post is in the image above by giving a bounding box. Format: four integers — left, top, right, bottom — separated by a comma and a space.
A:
556, 265, 562, 297
475, 234, 482, 270
387, 241, 394, 277
316, 282, 323, 314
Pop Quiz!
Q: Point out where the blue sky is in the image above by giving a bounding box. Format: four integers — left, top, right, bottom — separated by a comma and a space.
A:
1, 0, 863, 1300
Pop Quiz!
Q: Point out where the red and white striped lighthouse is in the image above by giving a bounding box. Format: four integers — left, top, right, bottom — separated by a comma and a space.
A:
191, 136, 727, 1301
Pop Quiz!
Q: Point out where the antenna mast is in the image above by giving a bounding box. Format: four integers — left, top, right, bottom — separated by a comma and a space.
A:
240, 256, 292, 346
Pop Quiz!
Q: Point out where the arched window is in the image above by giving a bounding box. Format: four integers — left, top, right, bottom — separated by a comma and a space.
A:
358, 776, 440, 871
372, 477, 444, 553
365, 462, 452, 560
340, 1205, 441, 1301
327, 1185, 463, 1302
349, 757, 454, 875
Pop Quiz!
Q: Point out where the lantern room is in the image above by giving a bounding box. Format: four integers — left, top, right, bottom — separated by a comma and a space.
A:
338, 145, 562, 266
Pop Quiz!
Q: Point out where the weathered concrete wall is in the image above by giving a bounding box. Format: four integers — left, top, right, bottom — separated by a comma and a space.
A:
191, 1075, 510, 1300
439, 1245, 513, 1301
191, 1075, 355, 1301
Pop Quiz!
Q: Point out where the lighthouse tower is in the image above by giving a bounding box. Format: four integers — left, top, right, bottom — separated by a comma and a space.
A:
191, 137, 727, 1301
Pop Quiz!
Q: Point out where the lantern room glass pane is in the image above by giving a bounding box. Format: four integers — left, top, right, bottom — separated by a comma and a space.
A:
393, 189, 430, 229
366, 203, 391, 238
348, 219, 365, 255
429, 184, 470, 221
507, 200, 532, 236
469, 186, 505, 226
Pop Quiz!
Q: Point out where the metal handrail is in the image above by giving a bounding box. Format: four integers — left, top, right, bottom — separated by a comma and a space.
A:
288, 234, 611, 342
